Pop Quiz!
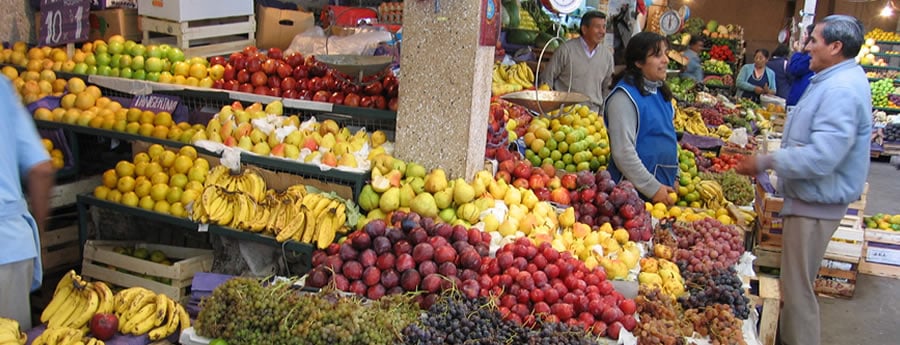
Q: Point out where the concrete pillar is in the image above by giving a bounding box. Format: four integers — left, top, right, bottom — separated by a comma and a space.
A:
394, 0, 493, 180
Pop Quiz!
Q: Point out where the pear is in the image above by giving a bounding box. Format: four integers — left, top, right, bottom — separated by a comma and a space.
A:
265, 100, 283, 115
379, 187, 400, 213
358, 185, 380, 212
457, 203, 480, 224
410, 193, 438, 218
503, 187, 522, 206
399, 184, 416, 208
251, 142, 271, 156
237, 136, 253, 151
338, 154, 358, 168
482, 214, 499, 232
406, 176, 425, 194
453, 178, 476, 205
471, 177, 487, 198
405, 162, 427, 178
284, 131, 303, 146
521, 189, 538, 209
391, 159, 407, 175
439, 208, 457, 223
434, 189, 453, 210
424, 169, 448, 194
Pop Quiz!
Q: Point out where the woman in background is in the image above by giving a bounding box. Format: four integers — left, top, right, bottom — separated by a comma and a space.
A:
736, 49, 777, 103
767, 44, 792, 100
787, 24, 816, 106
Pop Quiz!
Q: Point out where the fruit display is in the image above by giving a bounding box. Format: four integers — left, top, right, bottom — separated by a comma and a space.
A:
673, 105, 711, 136
112, 287, 190, 339
39, 270, 114, 330
679, 267, 750, 319
41, 138, 66, 170
866, 69, 900, 80
196, 277, 419, 344
884, 123, 900, 142
0, 65, 67, 104
871, 78, 896, 108
865, 213, 900, 231
94, 144, 209, 217
485, 98, 531, 160
561, 170, 653, 240
29, 326, 106, 345
492, 61, 535, 95
637, 257, 685, 299
193, 167, 353, 247
402, 292, 597, 343
700, 170, 754, 206
866, 29, 900, 43
551, 219, 641, 279
708, 153, 743, 173
701, 59, 732, 75
522, 105, 610, 172
709, 45, 735, 62
635, 287, 748, 345
666, 77, 696, 102
672, 218, 744, 273
198, 101, 388, 169
213, 47, 399, 109
0, 317, 26, 345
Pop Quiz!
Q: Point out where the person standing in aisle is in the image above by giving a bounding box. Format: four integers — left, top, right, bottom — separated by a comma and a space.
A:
735, 49, 777, 103
735, 15, 871, 345
767, 44, 792, 100
787, 24, 816, 106
604, 32, 677, 206
680, 36, 705, 82
540, 11, 615, 112
0, 77, 54, 329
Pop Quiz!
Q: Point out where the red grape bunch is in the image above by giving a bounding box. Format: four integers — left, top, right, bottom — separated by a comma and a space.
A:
672, 218, 744, 273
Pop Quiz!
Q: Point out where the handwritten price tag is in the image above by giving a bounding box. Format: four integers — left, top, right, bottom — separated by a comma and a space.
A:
40, 0, 90, 46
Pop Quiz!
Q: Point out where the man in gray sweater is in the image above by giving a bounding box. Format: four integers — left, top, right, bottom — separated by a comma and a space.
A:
540, 11, 615, 112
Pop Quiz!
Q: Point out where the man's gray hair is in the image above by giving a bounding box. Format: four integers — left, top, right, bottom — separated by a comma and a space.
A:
821, 15, 865, 58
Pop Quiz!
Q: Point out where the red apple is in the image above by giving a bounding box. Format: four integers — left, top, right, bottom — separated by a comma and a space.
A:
251, 71, 268, 87
364, 81, 384, 96
388, 97, 399, 111
243, 45, 258, 56
268, 47, 284, 60
297, 89, 311, 100
276, 61, 292, 79
212, 79, 225, 89
285, 52, 304, 67
296, 78, 309, 91
372, 95, 386, 109
254, 85, 269, 95
550, 187, 571, 205
224, 79, 240, 91
229, 52, 245, 68
292, 66, 309, 79
247, 57, 262, 73
359, 96, 373, 108
237, 69, 250, 84
281, 77, 297, 91
209, 56, 226, 67
89, 313, 118, 340
309, 77, 323, 92
269, 87, 282, 97
267, 75, 281, 89
313, 90, 331, 102
238, 83, 254, 93
329, 91, 345, 105
561, 174, 577, 190
344, 93, 361, 107
223, 64, 236, 81
283, 89, 298, 99
262, 59, 277, 75
323, 76, 338, 91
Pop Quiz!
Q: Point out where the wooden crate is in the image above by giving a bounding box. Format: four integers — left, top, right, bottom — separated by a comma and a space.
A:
141, 14, 256, 57
754, 182, 867, 251
49, 175, 102, 209
41, 210, 82, 272
753, 246, 859, 298
81, 240, 213, 302
860, 227, 900, 279
744, 275, 781, 345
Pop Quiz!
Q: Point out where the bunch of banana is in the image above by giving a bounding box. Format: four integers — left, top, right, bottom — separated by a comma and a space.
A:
204, 166, 267, 202
271, 192, 348, 248
113, 288, 189, 339
697, 180, 726, 210
517, 10, 538, 30
40, 271, 114, 330
682, 107, 710, 136
0, 317, 26, 345
712, 124, 733, 140
491, 62, 535, 96
30, 326, 105, 345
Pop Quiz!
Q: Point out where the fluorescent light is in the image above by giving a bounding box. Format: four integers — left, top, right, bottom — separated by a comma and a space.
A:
882, 0, 894, 17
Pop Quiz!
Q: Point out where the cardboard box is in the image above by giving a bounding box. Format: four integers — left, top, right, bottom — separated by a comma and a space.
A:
137, 0, 253, 22
256, 5, 314, 50
91, 0, 137, 10
89, 8, 141, 41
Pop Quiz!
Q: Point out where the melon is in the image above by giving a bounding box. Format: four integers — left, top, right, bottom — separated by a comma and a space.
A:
706, 20, 719, 33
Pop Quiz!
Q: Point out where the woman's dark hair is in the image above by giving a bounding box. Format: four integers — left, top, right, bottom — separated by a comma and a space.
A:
772, 44, 789, 58
610, 32, 673, 101
579, 11, 607, 36
688, 36, 704, 47
755, 49, 771, 59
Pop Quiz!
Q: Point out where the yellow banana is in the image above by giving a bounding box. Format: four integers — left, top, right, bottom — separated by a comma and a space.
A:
497, 64, 509, 81
121, 303, 156, 334
92, 282, 115, 315
123, 290, 156, 321
41, 271, 76, 323
152, 294, 168, 327
285, 185, 307, 199
312, 197, 336, 219
114, 287, 151, 316
316, 207, 337, 249
277, 209, 304, 242
66, 287, 100, 329
333, 203, 347, 234
205, 165, 229, 187
176, 303, 191, 332
149, 298, 178, 340
48, 288, 82, 328
300, 204, 318, 244
164, 298, 181, 335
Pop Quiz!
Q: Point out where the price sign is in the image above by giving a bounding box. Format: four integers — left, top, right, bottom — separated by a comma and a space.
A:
40, 0, 90, 46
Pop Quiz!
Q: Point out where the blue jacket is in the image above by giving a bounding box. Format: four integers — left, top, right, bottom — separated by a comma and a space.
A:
786, 52, 813, 106
761, 59, 871, 220
735, 64, 776, 100
767, 57, 791, 100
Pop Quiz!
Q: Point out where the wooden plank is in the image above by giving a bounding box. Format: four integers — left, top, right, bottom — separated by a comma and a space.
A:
40, 224, 79, 247
759, 296, 780, 345
82, 262, 185, 301
41, 245, 80, 271
49, 176, 102, 208
84, 240, 213, 280
859, 256, 900, 279
865, 228, 900, 245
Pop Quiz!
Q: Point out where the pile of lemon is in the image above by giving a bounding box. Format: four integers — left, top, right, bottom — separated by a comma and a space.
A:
646, 202, 735, 225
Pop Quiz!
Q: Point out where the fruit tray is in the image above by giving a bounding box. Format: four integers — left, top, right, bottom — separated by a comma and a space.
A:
316, 55, 393, 79
81, 240, 213, 302
500, 90, 589, 115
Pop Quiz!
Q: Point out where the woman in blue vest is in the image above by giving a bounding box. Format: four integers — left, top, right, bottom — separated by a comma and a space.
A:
604, 32, 678, 205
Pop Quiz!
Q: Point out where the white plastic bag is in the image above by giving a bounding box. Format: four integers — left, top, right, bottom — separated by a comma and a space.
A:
729, 127, 749, 147
286, 26, 393, 56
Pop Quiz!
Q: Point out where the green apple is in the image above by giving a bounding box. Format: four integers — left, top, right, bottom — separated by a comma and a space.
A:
84, 53, 96, 66
119, 55, 132, 69
73, 62, 88, 74
132, 69, 146, 80
95, 52, 111, 67
167, 48, 185, 62
108, 41, 124, 55
109, 54, 121, 68
123, 40, 136, 53
131, 44, 147, 57
120, 67, 133, 79
87, 66, 98, 75
109, 67, 120, 78
145, 57, 163, 73
97, 65, 112, 76
146, 45, 162, 58
131, 56, 145, 70
146, 71, 161, 82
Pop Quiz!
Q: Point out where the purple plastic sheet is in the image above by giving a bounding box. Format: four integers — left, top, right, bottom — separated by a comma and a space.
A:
25, 324, 178, 345
187, 272, 235, 317
38, 128, 76, 170
679, 133, 724, 149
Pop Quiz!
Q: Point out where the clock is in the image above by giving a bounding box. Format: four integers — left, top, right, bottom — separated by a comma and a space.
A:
659, 10, 682, 35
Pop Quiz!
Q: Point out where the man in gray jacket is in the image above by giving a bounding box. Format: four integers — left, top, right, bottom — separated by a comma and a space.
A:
736, 15, 871, 345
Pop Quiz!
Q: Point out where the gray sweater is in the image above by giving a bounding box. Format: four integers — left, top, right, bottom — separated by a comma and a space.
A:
540, 38, 615, 112
605, 79, 667, 199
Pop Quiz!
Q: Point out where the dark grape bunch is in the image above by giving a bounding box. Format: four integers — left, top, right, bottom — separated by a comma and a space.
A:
683, 304, 747, 345
195, 277, 419, 345
678, 266, 750, 320
403, 292, 598, 345
672, 218, 744, 273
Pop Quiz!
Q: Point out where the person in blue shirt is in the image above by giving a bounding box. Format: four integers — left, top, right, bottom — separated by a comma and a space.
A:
605, 32, 677, 205
736, 15, 871, 345
767, 44, 791, 100
680, 36, 705, 82
0, 77, 54, 329
786, 24, 816, 106
735, 49, 777, 103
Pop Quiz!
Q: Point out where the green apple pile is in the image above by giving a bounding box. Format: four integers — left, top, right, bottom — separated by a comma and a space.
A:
521, 104, 609, 173
870, 78, 894, 108
675, 146, 702, 208
198, 101, 391, 170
